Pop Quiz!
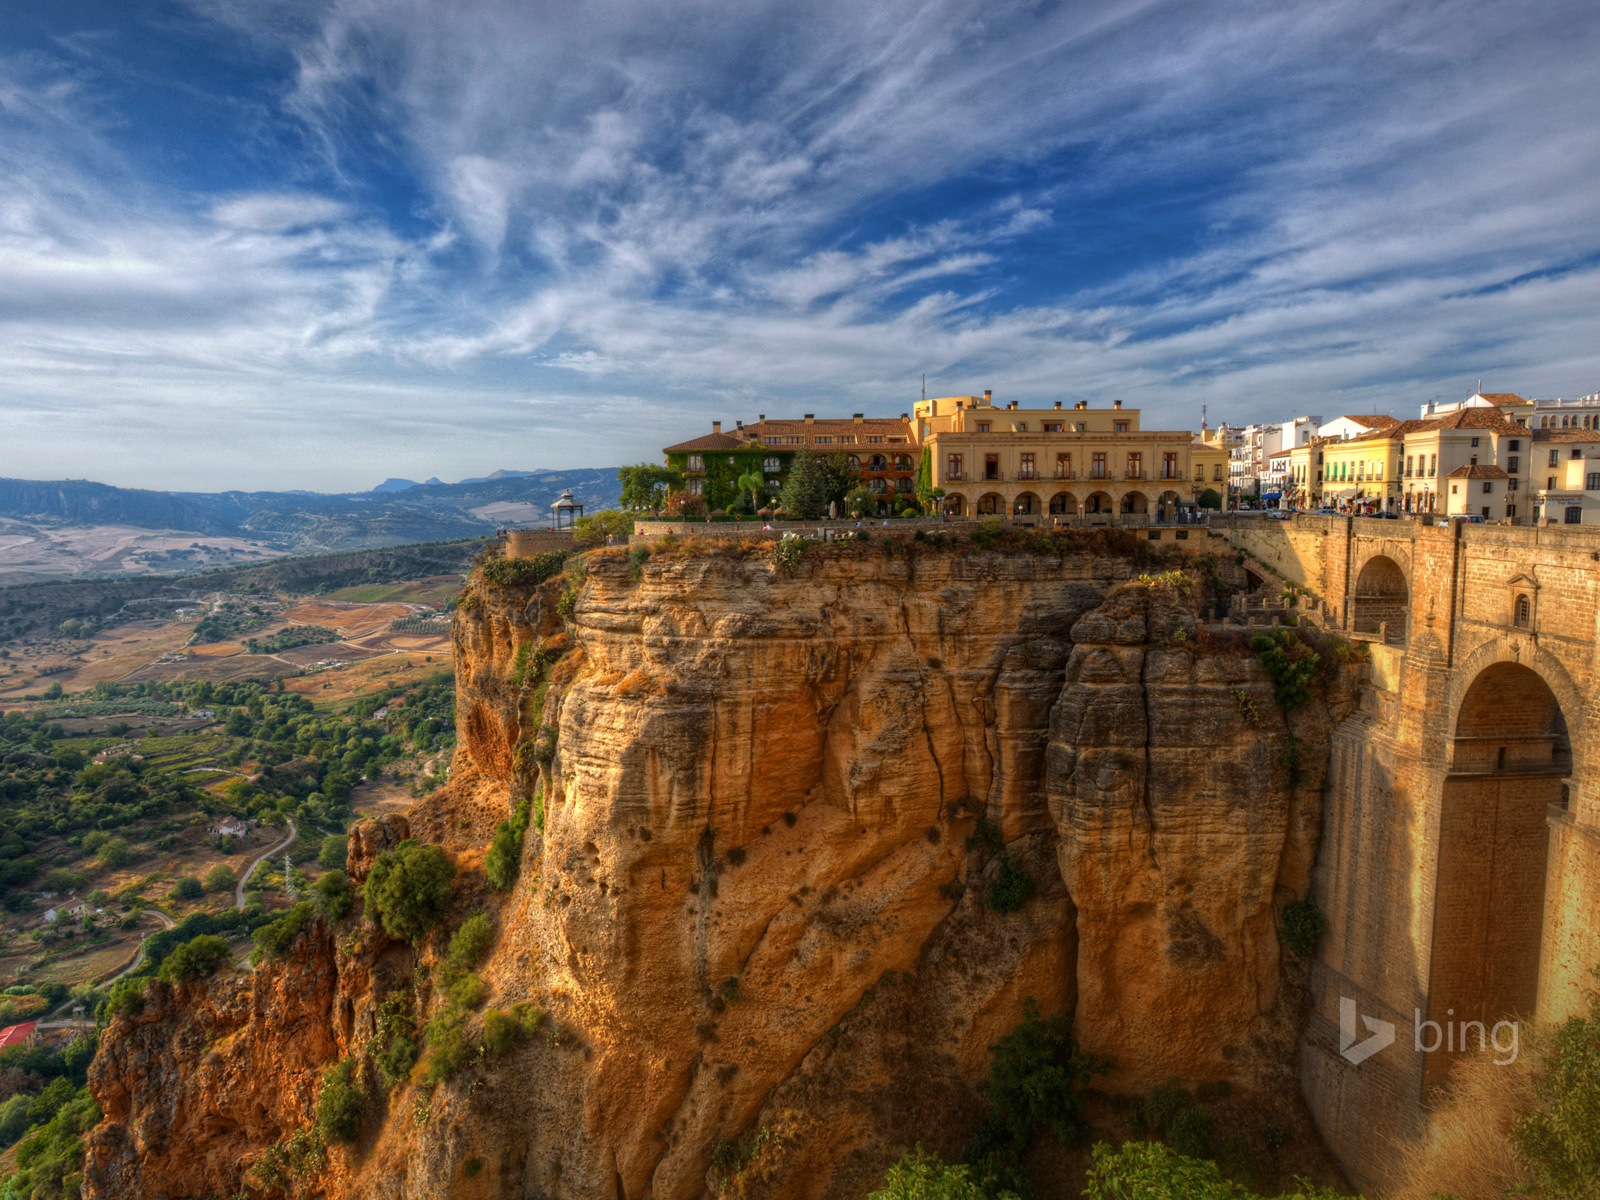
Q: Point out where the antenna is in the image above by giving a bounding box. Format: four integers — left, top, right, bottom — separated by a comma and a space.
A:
921, 373, 926, 403
1202, 403, 1208, 430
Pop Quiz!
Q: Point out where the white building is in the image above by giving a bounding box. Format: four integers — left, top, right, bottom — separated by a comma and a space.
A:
1230, 416, 1322, 499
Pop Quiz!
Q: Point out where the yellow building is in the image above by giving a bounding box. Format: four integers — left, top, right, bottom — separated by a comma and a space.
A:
1319, 427, 1402, 512
1286, 439, 1327, 509
914, 393, 1223, 520
1398, 410, 1526, 519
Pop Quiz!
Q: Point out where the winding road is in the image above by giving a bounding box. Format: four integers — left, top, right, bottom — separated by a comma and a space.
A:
235, 819, 298, 908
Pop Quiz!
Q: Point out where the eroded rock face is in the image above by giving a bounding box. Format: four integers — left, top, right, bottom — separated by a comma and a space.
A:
85, 541, 1350, 1200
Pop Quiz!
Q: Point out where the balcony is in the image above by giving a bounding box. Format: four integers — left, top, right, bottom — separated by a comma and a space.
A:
945, 471, 966, 482
1053, 471, 1076, 480
1125, 470, 1147, 480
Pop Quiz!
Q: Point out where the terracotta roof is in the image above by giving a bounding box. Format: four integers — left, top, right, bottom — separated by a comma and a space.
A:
0, 1022, 37, 1049
1341, 414, 1401, 429
1446, 464, 1510, 479
1476, 393, 1529, 405
743, 417, 911, 437
1427, 409, 1522, 432
1532, 429, 1600, 444
661, 431, 750, 454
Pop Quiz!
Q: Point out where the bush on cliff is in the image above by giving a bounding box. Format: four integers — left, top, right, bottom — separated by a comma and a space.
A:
315, 1058, 366, 1144
869, 1147, 1007, 1200
157, 933, 232, 984
1080, 1141, 1347, 1200
966, 999, 1111, 1194
1, 1085, 100, 1200
364, 840, 455, 944
1131, 1079, 1212, 1159
986, 856, 1035, 915
1250, 631, 1320, 711
479, 550, 569, 589
1512, 984, 1600, 1200
1278, 898, 1327, 960
312, 869, 353, 920
251, 901, 317, 963
486, 799, 533, 891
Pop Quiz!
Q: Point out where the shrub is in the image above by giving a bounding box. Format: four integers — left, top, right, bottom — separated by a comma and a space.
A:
251, 901, 316, 963
424, 1011, 472, 1083
485, 799, 532, 891
1279, 897, 1327, 959
371, 992, 418, 1090
1133, 1079, 1212, 1159
170, 875, 204, 901
1081, 1140, 1347, 1200
971, 518, 1004, 548
100, 976, 147, 1022
157, 934, 232, 984
986, 856, 1035, 914
1251, 630, 1320, 712
315, 1058, 365, 1144
531, 728, 557, 767
4, 1085, 100, 1199
968, 999, 1111, 1194
869, 1147, 999, 1200
627, 544, 651, 581
318, 835, 348, 871
442, 913, 495, 983
312, 869, 353, 920
363, 840, 454, 944
1513, 985, 1600, 1198
203, 864, 236, 893
479, 551, 569, 589
448, 974, 487, 1009
97, 836, 135, 869
771, 537, 810, 572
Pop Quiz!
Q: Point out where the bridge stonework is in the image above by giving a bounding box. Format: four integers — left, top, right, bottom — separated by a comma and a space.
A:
1212, 516, 1600, 1191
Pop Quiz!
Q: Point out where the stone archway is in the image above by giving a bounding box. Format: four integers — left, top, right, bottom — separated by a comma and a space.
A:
1122, 490, 1149, 515
1427, 662, 1571, 1089
1049, 491, 1077, 516
976, 492, 1003, 516
1353, 555, 1409, 644
1013, 491, 1040, 516
1158, 489, 1181, 522
943, 493, 967, 517
1084, 490, 1113, 515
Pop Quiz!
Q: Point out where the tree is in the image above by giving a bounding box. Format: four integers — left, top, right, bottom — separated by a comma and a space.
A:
817, 452, 857, 509
204, 864, 236, 893
157, 934, 232, 984
315, 1059, 366, 1144
572, 510, 634, 547
1199, 488, 1223, 510
169, 876, 204, 901
363, 840, 455, 943
97, 837, 134, 870
779, 451, 831, 519
618, 464, 682, 512
868, 1148, 1001, 1200
915, 447, 935, 511
735, 470, 765, 514
317, 835, 347, 871
844, 485, 872, 517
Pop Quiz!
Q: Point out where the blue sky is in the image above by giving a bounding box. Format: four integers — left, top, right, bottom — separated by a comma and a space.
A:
2, 0, 1598, 491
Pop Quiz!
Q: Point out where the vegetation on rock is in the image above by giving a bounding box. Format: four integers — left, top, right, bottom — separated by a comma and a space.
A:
363, 840, 454, 943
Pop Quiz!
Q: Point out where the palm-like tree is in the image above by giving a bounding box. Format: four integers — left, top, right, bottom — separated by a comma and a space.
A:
736, 470, 765, 514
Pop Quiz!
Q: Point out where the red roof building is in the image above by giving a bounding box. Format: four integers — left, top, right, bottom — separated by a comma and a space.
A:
0, 1021, 39, 1050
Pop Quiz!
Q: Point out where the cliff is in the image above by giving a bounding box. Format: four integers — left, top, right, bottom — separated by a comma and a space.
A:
84, 534, 1355, 1199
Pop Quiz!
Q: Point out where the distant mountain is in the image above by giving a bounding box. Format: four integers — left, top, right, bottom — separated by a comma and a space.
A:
0, 467, 623, 567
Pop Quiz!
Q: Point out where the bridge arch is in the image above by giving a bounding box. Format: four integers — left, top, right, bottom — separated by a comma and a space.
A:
1427, 660, 1573, 1089
1352, 554, 1410, 643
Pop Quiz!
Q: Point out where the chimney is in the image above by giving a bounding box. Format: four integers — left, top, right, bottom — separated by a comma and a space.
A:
1076, 400, 1088, 410
1007, 401, 1018, 410
1054, 401, 1062, 410
736, 420, 743, 430
956, 400, 965, 410
983, 390, 993, 406
804, 414, 814, 423
853, 413, 864, 423
1113, 399, 1122, 410
900, 412, 908, 420
758, 413, 766, 422
712, 421, 722, 433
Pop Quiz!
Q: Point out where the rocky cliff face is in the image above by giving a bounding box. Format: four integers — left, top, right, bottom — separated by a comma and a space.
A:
85, 537, 1353, 1200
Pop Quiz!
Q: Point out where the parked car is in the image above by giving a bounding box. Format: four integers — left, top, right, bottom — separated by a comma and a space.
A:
1454, 513, 1486, 524
1266, 510, 1291, 520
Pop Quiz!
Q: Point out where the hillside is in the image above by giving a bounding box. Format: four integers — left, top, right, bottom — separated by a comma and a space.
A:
0, 468, 620, 581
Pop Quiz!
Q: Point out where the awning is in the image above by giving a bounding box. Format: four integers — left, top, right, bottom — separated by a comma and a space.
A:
1262, 492, 1282, 500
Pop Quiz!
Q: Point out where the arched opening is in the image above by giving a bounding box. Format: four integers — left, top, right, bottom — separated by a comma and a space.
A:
976, 492, 1003, 516
1084, 490, 1113, 515
1352, 555, 1409, 644
943, 493, 967, 517
1428, 663, 1571, 1090
1158, 490, 1181, 522
1049, 491, 1077, 516
1122, 490, 1149, 515
1013, 491, 1039, 515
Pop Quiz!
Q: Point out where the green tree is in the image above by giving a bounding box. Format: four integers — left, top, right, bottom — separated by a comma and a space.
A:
779, 451, 831, 519
869, 1147, 1007, 1200
572, 509, 635, 547
735, 470, 766, 513
157, 934, 232, 984
312, 870, 353, 920
844, 485, 873, 517
817, 452, 858, 509
1513, 985, 1600, 1199
97, 837, 135, 869
169, 876, 204, 901
203, 864, 236, 894
317, 835, 348, 871
315, 1058, 366, 1144
1080, 1140, 1347, 1199
363, 840, 455, 943
915, 447, 935, 511
618, 464, 683, 512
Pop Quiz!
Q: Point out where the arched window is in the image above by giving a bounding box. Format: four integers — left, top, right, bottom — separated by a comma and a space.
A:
849, 455, 861, 470
1514, 594, 1532, 628
764, 456, 780, 472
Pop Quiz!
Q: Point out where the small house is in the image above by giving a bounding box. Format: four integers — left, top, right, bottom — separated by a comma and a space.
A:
0, 1022, 39, 1051
211, 817, 249, 839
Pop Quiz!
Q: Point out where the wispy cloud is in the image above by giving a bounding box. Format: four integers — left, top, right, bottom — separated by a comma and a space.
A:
0, 0, 1597, 489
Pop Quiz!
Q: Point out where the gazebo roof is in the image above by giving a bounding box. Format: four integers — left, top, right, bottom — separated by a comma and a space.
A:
550, 489, 583, 511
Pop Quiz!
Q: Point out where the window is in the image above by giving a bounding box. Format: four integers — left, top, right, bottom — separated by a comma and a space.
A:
764, 456, 780, 472
1514, 595, 1531, 628
1567, 506, 1583, 524
977, 422, 990, 433
1214, 465, 1222, 481
1549, 476, 1557, 489
1127, 452, 1143, 478
1482, 507, 1491, 518
687, 454, 704, 471
814, 436, 833, 445
866, 436, 884, 445
1471, 437, 1480, 447
1508, 455, 1519, 472
1588, 473, 1600, 491
1406, 455, 1414, 477
1510, 439, 1521, 451
1470, 455, 1478, 466
1550, 450, 1561, 466
1163, 452, 1179, 478
1092, 452, 1107, 479
1044, 422, 1062, 432
1076, 422, 1086, 433
985, 453, 1000, 480
1508, 478, 1519, 491
947, 454, 963, 479
1482, 482, 1494, 494
686, 478, 703, 494
1056, 452, 1071, 478
1114, 421, 1129, 434
1015, 423, 1028, 432
849, 455, 861, 470
1020, 453, 1036, 479
1574, 448, 1585, 459
1429, 454, 1437, 475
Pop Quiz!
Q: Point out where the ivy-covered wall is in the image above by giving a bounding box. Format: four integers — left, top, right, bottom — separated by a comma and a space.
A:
666, 447, 794, 511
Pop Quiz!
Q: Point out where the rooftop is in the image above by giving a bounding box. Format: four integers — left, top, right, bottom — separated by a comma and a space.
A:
1446, 464, 1510, 479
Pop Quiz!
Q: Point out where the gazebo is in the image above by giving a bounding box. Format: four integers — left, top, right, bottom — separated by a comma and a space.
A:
549, 489, 585, 530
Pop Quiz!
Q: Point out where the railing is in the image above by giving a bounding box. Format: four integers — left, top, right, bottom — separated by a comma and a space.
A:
1125, 470, 1146, 480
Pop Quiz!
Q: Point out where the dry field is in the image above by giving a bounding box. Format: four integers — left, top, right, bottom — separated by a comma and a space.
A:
0, 518, 284, 584
0, 619, 194, 699
283, 649, 450, 703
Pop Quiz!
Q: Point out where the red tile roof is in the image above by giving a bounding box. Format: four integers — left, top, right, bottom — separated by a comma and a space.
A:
1427, 409, 1522, 432
661, 431, 750, 454
1446, 464, 1510, 479
1476, 393, 1529, 405
1342, 414, 1402, 429
1532, 429, 1600, 444
0, 1022, 37, 1049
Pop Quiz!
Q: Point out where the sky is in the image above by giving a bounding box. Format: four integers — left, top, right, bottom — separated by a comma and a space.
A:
2, 0, 1598, 492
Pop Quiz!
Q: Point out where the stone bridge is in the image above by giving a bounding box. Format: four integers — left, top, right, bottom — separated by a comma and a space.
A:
1211, 514, 1600, 1190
